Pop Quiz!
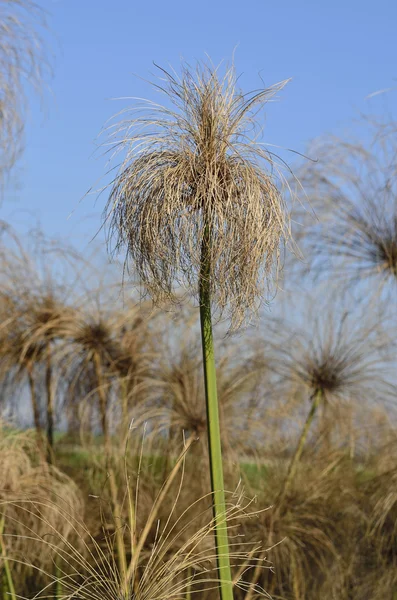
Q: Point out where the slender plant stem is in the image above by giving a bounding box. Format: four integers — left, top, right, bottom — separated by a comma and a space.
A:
278, 389, 323, 506
45, 344, 55, 463
27, 365, 46, 461
126, 435, 195, 583
108, 468, 129, 598
186, 565, 192, 600
55, 560, 63, 600
93, 353, 110, 456
199, 226, 234, 600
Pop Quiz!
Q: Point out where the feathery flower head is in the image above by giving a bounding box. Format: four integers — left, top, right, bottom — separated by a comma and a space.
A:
103, 60, 291, 327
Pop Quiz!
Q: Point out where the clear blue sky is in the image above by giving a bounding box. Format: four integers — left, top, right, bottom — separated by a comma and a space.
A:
1, 0, 396, 254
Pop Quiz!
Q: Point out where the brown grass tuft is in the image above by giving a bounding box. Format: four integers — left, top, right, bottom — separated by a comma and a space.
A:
2, 431, 271, 600
0, 421, 84, 592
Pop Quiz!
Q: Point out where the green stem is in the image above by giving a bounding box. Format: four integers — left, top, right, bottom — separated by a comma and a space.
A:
186, 565, 192, 600
199, 226, 234, 600
45, 345, 55, 463
278, 389, 323, 507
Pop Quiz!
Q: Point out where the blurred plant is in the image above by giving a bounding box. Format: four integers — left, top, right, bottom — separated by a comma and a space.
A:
0, 237, 82, 461
295, 117, 397, 301
61, 298, 152, 454
133, 327, 267, 487
240, 449, 364, 600
0, 292, 70, 460
0, 0, 52, 186
262, 300, 396, 505
100, 59, 292, 600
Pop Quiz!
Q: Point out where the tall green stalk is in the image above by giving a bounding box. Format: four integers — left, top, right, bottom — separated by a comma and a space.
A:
278, 389, 323, 506
199, 227, 233, 600
45, 344, 55, 463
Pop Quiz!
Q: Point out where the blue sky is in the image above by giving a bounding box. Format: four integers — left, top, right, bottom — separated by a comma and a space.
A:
1, 0, 396, 255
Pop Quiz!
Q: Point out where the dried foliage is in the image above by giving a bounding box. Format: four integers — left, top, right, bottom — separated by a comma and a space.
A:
240, 453, 361, 600
0, 0, 51, 183
60, 298, 155, 448
3, 433, 271, 600
102, 61, 292, 328
0, 422, 84, 592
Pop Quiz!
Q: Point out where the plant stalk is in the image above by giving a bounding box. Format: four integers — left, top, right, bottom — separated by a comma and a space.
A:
93, 353, 110, 456
199, 226, 234, 600
45, 345, 55, 463
278, 388, 323, 506
26, 364, 46, 461
108, 468, 129, 598
126, 434, 195, 583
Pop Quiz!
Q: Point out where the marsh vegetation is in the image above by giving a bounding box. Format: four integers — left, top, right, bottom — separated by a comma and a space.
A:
0, 13, 396, 597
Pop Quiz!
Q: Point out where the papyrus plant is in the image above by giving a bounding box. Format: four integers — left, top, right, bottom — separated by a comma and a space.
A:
295, 117, 397, 300
265, 300, 396, 506
0, 0, 51, 185
101, 60, 290, 600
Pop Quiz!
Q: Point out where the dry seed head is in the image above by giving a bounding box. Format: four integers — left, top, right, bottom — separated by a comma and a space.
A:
296, 118, 397, 294
103, 61, 291, 328
265, 301, 395, 406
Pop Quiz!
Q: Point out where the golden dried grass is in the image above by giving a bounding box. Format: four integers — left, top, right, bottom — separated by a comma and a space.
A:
0, 421, 84, 591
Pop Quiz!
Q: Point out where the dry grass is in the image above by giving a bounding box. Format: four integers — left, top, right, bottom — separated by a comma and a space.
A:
0, 421, 84, 593
101, 60, 292, 328
2, 430, 271, 600
239, 448, 369, 600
